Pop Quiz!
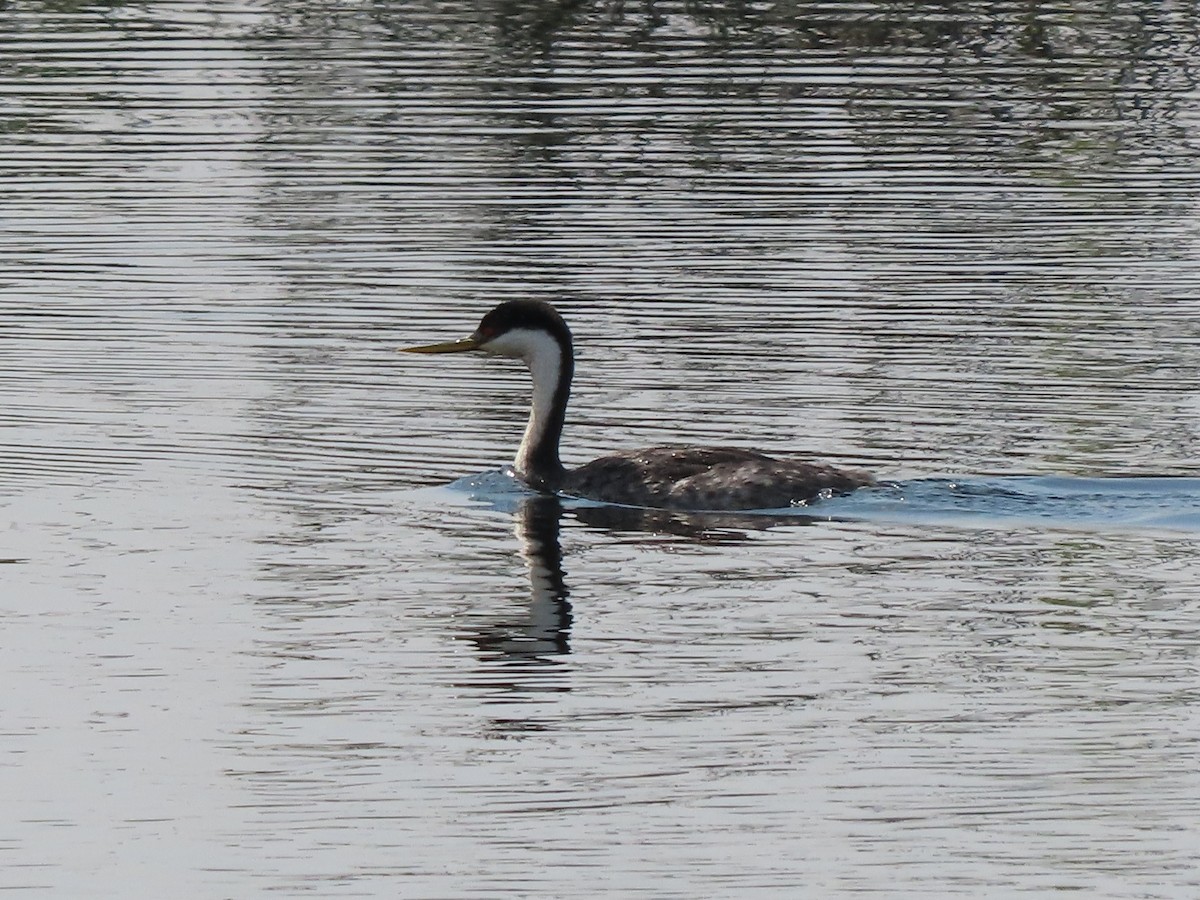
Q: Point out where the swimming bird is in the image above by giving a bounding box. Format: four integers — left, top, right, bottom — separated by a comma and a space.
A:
403, 300, 872, 511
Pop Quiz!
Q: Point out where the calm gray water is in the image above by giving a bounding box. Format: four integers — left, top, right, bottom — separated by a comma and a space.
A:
3, 1, 1200, 896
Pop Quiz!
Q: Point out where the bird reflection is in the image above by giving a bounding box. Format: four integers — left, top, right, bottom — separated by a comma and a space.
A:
463, 494, 573, 679
568, 503, 814, 542
460, 491, 811, 702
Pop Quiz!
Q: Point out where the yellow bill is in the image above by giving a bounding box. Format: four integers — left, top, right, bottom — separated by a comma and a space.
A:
401, 336, 480, 354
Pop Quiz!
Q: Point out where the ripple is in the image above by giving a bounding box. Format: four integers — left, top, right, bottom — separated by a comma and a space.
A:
4, 1, 1200, 897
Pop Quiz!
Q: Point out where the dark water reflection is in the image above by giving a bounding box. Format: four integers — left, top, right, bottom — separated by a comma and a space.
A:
462, 494, 574, 687
4, 1, 1200, 897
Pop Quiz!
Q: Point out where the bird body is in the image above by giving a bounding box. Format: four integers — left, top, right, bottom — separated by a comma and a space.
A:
564, 446, 868, 511
404, 301, 871, 511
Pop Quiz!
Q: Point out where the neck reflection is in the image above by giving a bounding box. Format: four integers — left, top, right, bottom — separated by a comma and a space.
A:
464, 494, 572, 677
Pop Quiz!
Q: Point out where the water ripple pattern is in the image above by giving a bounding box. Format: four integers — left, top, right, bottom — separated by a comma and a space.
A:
2, 2, 1200, 898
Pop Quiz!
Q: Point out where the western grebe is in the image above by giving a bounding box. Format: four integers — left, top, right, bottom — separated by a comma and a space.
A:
403, 300, 872, 511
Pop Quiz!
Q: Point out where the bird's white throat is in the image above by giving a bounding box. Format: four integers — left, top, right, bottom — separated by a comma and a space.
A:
480, 328, 565, 479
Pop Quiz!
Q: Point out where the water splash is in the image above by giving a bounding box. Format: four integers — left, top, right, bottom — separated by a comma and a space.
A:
819, 475, 1200, 532
448, 470, 1200, 533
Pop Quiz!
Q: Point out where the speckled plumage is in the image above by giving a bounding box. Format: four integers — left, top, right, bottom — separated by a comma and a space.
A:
405, 300, 873, 512
561, 445, 871, 511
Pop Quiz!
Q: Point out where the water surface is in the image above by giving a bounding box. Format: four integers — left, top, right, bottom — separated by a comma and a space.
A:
3, 1, 1200, 897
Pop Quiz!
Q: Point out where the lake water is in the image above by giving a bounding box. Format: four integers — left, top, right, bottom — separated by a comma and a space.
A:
3, 0, 1200, 896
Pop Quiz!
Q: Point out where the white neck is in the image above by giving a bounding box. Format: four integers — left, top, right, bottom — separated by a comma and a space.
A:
480, 328, 567, 482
